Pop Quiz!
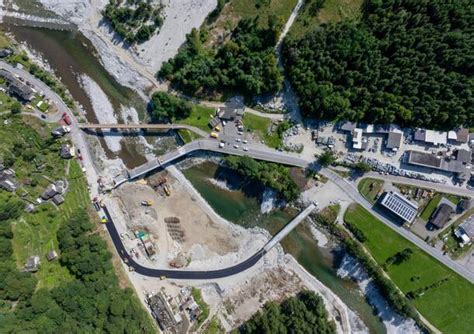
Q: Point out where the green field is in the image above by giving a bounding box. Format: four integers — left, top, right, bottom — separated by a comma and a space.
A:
12, 160, 90, 289
231, 0, 298, 28
177, 105, 214, 132
178, 129, 202, 144
242, 113, 284, 148
344, 204, 474, 333
288, 0, 363, 38
357, 178, 384, 203
0, 91, 17, 113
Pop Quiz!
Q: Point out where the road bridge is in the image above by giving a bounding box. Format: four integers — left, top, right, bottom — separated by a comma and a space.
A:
103, 203, 316, 279
113, 139, 310, 186
79, 123, 208, 137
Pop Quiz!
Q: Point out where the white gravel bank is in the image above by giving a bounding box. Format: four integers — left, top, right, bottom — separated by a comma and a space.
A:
79, 74, 122, 153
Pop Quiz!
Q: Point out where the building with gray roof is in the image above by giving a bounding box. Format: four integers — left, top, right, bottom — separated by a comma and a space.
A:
380, 191, 418, 223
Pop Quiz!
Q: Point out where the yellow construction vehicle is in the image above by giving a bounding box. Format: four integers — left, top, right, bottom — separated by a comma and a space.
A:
214, 125, 221, 132
164, 185, 171, 196
141, 200, 153, 206
210, 131, 219, 138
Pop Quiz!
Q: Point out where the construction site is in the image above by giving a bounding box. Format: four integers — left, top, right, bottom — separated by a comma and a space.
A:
112, 169, 242, 269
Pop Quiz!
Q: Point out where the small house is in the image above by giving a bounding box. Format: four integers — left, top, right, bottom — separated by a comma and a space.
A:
52, 194, 65, 206
47, 250, 58, 261
386, 131, 402, 151
41, 184, 58, 200
25, 255, 40, 272
430, 203, 454, 229
455, 215, 474, 245
60, 144, 75, 159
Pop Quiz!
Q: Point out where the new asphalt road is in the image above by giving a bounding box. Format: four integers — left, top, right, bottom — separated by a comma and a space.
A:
103, 206, 267, 279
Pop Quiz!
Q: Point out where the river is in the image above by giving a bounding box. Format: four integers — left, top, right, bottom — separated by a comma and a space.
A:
1, 22, 153, 168
183, 161, 387, 333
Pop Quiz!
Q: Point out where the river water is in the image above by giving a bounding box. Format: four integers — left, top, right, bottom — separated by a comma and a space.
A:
183, 161, 387, 333
1, 23, 149, 168
1, 19, 385, 333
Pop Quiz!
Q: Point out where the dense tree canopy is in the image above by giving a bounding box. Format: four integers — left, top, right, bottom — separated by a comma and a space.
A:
240, 290, 336, 334
159, 17, 283, 98
224, 156, 300, 201
283, 0, 474, 129
103, 0, 164, 44
150, 92, 193, 122
0, 209, 155, 333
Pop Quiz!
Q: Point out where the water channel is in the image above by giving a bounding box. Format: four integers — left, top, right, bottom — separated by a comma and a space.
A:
183, 161, 387, 333
1, 21, 386, 333
1, 23, 148, 168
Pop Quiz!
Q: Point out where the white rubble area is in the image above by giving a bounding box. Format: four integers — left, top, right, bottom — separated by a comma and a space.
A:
37, 0, 217, 95
337, 254, 419, 334
79, 74, 122, 153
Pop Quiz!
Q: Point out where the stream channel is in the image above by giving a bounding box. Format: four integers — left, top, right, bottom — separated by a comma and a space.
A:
2, 22, 387, 333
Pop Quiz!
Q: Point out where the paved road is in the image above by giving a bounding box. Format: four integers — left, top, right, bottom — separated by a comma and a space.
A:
364, 172, 474, 198
321, 169, 474, 283
0, 61, 101, 198
103, 204, 314, 279
4, 60, 473, 283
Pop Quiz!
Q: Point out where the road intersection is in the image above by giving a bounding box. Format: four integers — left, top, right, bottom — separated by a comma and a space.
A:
2, 60, 473, 283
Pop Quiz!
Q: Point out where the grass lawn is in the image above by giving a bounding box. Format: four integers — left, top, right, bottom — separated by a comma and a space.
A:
420, 194, 461, 221
231, 0, 298, 28
0, 91, 16, 113
0, 31, 12, 49
178, 129, 201, 144
192, 288, 210, 328
344, 204, 474, 333
12, 161, 89, 289
289, 0, 363, 38
177, 105, 214, 132
243, 113, 284, 148
357, 178, 384, 203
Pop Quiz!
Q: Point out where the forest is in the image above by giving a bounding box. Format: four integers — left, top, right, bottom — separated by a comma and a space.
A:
150, 92, 193, 122
158, 16, 283, 98
238, 290, 336, 333
103, 0, 164, 44
0, 209, 155, 333
224, 156, 299, 201
283, 0, 473, 129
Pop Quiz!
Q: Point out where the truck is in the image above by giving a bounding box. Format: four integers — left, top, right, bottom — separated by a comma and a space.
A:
210, 131, 219, 139
163, 184, 171, 196
141, 200, 152, 206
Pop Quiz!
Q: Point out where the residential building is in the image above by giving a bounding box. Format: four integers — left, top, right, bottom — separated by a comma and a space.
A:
47, 250, 58, 261
0, 168, 17, 192
24, 255, 40, 272
41, 184, 59, 200
380, 191, 418, 223
60, 144, 75, 159
52, 194, 65, 206
430, 203, 454, 229
51, 126, 70, 138
455, 215, 474, 245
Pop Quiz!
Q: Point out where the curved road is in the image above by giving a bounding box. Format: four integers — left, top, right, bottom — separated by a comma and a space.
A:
103, 206, 266, 279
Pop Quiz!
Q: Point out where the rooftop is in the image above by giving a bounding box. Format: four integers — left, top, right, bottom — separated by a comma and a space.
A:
430, 203, 454, 229
380, 191, 418, 222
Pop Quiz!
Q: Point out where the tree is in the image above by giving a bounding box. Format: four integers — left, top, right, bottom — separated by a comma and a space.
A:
283, 1, 474, 129
149, 92, 192, 122
354, 162, 371, 174
11, 101, 22, 114
318, 150, 336, 167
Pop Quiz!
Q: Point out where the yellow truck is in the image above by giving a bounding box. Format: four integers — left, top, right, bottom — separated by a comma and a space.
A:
164, 185, 171, 196
141, 200, 152, 206
214, 125, 221, 132
210, 131, 219, 139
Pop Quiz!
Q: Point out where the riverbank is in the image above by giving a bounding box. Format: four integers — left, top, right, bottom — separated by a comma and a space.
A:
36, 0, 216, 96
